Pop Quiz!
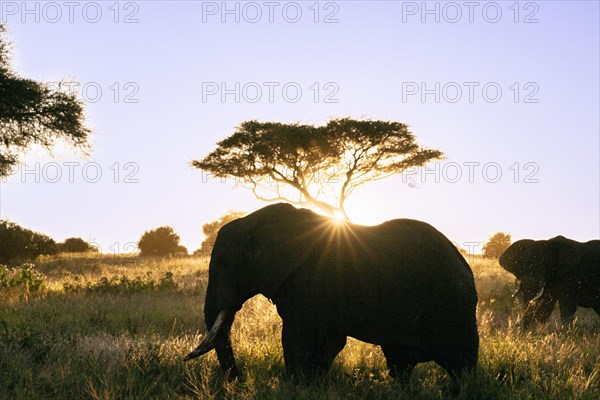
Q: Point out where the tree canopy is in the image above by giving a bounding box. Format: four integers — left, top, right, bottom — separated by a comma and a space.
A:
0, 25, 90, 176
192, 118, 443, 218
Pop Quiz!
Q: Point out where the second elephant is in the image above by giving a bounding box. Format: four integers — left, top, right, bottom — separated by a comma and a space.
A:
499, 236, 600, 326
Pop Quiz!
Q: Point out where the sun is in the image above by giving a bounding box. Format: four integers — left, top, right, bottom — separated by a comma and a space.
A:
342, 197, 384, 226
332, 209, 348, 223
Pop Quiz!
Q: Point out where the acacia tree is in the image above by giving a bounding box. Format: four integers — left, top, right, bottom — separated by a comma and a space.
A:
192, 118, 443, 219
0, 25, 90, 176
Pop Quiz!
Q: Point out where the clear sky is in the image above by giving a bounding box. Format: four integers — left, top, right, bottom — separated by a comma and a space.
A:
0, 1, 598, 254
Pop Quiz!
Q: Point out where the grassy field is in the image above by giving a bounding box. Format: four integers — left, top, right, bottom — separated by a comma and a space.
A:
0, 253, 598, 399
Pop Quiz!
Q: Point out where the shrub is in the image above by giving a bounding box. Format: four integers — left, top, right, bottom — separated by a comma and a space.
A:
62, 271, 178, 294
0, 263, 45, 291
137, 226, 182, 257
0, 221, 58, 264
58, 237, 98, 253
483, 232, 512, 259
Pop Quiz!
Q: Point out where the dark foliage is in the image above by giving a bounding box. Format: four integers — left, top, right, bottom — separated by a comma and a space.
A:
0, 220, 58, 264
0, 25, 90, 176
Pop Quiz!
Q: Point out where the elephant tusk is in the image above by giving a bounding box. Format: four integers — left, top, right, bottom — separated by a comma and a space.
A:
512, 285, 521, 298
184, 309, 231, 361
531, 286, 545, 302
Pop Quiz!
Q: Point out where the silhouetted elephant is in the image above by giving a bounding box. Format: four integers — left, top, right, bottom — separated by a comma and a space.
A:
185, 203, 479, 388
499, 236, 600, 326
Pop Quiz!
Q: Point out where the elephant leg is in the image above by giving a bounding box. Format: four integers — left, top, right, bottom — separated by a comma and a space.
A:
381, 346, 415, 383
322, 333, 347, 368
434, 346, 478, 395
558, 298, 577, 325
281, 320, 345, 380
281, 321, 308, 378
435, 358, 472, 394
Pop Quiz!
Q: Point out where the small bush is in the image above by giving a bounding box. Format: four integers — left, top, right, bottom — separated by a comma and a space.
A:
137, 227, 185, 257
63, 271, 178, 294
0, 263, 46, 291
58, 238, 98, 254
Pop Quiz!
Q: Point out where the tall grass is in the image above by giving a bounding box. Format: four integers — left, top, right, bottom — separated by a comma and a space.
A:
0, 254, 598, 399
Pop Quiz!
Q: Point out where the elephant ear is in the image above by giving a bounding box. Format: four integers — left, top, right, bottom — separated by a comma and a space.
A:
237, 204, 326, 300
501, 239, 535, 276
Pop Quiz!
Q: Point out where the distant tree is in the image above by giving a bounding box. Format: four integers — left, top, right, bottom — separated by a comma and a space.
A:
0, 25, 91, 176
0, 220, 58, 264
192, 118, 443, 219
137, 226, 183, 257
194, 211, 246, 257
58, 237, 98, 253
483, 232, 512, 259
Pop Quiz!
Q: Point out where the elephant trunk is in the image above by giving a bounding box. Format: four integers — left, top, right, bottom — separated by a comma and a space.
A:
214, 336, 239, 379
185, 258, 241, 379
